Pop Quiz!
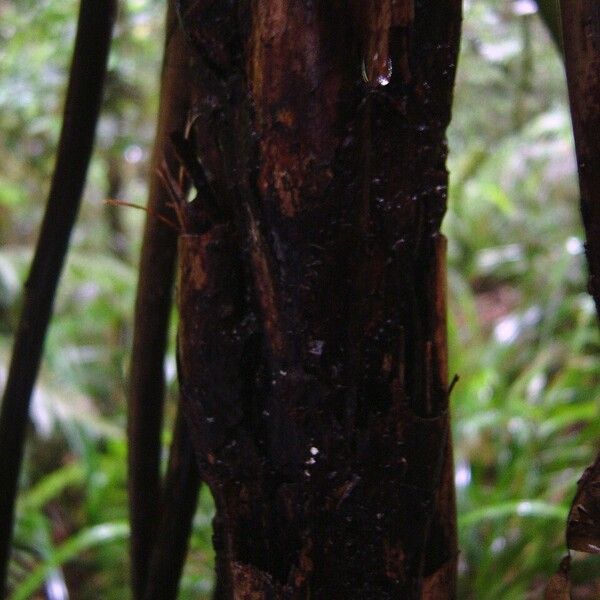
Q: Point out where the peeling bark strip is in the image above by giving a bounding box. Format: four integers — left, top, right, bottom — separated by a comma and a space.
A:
176, 1, 461, 597
561, 1, 600, 556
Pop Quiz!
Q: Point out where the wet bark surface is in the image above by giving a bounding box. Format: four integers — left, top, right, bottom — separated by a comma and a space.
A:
174, 1, 461, 597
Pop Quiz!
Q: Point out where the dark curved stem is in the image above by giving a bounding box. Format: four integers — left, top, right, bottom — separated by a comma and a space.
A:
127, 3, 192, 597
142, 407, 201, 600
0, 1, 116, 593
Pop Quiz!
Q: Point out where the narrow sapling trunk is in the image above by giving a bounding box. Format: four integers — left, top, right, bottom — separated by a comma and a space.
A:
127, 4, 196, 597
173, 1, 461, 597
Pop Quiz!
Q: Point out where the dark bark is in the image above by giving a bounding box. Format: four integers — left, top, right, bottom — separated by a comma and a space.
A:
126, 3, 194, 597
560, 0, 600, 555
175, 1, 461, 597
0, 1, 116, 593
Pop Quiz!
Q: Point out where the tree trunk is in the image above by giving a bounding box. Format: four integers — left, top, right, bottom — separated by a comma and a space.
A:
175, 1, 461, 597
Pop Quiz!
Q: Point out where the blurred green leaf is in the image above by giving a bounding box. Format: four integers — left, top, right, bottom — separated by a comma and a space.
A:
459, 500, 567, 529
12, 522, 129, 600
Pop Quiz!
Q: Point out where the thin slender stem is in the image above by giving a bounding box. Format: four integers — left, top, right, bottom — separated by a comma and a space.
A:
126, 3, 192, 596
142, 407, 201, 600
0, 1, 116, 593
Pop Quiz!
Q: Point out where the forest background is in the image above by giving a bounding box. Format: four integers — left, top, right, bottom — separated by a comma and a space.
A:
1, 0, 599, 598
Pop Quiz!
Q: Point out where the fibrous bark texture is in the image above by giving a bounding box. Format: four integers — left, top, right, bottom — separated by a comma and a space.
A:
175, 1, 461, 597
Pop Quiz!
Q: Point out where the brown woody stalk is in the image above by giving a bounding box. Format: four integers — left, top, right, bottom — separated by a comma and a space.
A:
142, 407, 201, 600
560, 1, 600, 318
126, 3, 193, 597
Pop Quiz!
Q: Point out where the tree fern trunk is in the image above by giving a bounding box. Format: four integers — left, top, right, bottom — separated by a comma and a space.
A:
175, 1, 461, 597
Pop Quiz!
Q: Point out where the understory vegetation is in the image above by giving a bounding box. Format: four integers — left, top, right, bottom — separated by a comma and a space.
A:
1, 1, 600, 598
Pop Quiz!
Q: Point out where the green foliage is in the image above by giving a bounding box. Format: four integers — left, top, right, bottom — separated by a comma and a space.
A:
447, 2, 600, 598
13, 522, 129, 600
1, 0, 600, 598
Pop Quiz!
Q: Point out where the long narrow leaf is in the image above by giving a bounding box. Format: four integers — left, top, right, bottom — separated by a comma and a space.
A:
459, 500, 567, 529
12, 522, 129, 600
